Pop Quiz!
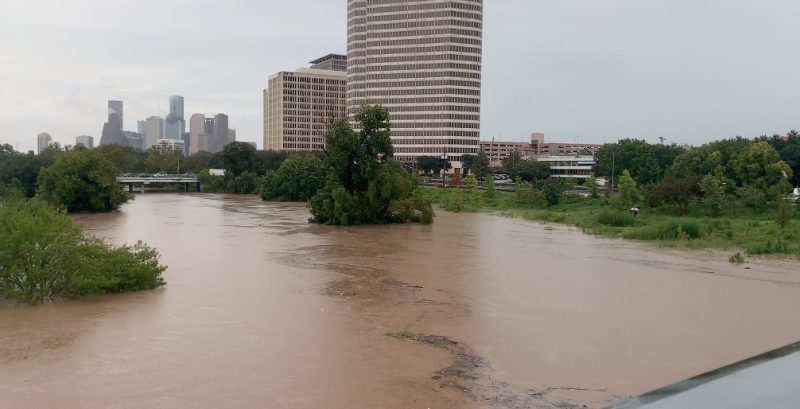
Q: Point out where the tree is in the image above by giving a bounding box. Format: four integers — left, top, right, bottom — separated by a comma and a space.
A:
0, 147, 62, 198
416, 155, 450, 175
219, 141, 259, 177
699, 173, 725, 217
256, 150, 289, 173
0, 200, 166, 304
647, 174, 703, 216
145, 143, 181, 174
586, 172, 599, 198
596, 139, 686, 185
485, 175, 497, 200
541, 178, 573, 206
37, 149, 130, 213
466, 173, 477, 190
617, 169, 638, 203
508, 161, 550, 182
260, 153, 325, 201
502, 150, 523, 171
462, 151, 490, 180
309, 105, 433, 225
95, 144, 146, 174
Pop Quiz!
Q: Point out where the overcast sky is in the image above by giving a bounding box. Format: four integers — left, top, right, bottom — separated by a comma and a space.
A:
1, 0, 798, 153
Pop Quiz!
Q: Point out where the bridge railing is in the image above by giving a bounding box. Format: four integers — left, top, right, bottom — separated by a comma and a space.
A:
120, 173, 198, 179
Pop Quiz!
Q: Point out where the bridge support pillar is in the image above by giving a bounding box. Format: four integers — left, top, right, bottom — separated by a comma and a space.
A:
196, 183, 201, 192
140, 184, 145, 194
184, 183, 189, 192
128, 183, 133, 193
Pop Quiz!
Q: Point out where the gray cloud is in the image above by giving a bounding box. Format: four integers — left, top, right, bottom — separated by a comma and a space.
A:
1, 0, 798, 153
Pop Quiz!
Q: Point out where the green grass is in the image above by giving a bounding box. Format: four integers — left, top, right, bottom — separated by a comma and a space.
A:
386, 331, 426, 339
418, 187, 800, 258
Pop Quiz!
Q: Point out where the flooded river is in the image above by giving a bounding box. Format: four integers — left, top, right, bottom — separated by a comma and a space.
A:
3, 194, 800, 409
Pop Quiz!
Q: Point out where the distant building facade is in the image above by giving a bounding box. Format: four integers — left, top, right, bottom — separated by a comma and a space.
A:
108, 101, 123, 129
189, 114, 205, 155
346, 0, 483, 168
263, 57, 347, 152
156, 139, 186, 156
535, 154, 596, 180
228, 129, 236, 145
164, 96, 185, 141
309, 54, 347, 71
37, 132, 52, 153
76, 135, 94, 149
530, 133, 601, 156
100, 114, 126, 146
214, 113, 229, 152
145, 116, 164, 149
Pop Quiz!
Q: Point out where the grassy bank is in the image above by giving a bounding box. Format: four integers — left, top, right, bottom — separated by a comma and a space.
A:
418, 188, 800, 259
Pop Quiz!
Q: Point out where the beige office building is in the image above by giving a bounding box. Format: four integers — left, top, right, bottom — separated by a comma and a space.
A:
263, 59, 347, 152
346, 0, 483, 168
145, 116, 164, 150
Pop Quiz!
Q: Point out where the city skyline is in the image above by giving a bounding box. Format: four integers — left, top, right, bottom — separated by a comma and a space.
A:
3, 0, 800, 153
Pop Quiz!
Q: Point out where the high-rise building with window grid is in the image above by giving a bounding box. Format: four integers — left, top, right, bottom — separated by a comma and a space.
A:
346, 0, 483, 167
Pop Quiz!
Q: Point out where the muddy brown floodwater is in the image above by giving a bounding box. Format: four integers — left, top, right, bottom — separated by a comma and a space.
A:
3, 194, 800, 409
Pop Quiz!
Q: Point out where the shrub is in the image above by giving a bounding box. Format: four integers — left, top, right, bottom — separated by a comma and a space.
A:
0, 200, 165, 304
596, 210, 635, 227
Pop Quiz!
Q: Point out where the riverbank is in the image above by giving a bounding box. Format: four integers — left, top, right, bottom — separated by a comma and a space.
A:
418, 188, 800, 259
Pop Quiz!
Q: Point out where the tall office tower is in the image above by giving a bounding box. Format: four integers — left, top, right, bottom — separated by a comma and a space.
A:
100, 114, 126, 146
145, 116, 164, 149
345, 0, 483, 168
164, 96, 185, 141
76, 135, 94, 149
310, 54, 347, 71
214, 113, 229, 153
189, 114, 205, 155
37, 132, 52, 153
228, 129, 236, 145
263, 56, 347, 151
137, 120, 147, 140
108, 100, 124, 130
169, 96, 184, 119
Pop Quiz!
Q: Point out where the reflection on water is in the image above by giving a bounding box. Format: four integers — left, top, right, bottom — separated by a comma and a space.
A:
2, 194, 800, 409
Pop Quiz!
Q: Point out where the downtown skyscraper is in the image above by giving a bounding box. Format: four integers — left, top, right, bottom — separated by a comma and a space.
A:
346, 0, 483, 167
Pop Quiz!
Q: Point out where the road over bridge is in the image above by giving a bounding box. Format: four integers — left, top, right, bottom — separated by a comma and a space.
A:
116, 174, 201, 193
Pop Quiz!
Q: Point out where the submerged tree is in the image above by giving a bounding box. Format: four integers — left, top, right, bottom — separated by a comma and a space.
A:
260, 153, 325, 201
309, 105, 433, 225
37, 149, 130, 213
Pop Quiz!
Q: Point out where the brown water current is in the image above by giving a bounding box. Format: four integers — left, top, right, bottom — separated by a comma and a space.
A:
3, 194, 800, 409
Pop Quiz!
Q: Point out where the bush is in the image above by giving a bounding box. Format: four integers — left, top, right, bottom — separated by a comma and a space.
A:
596, 210, 635, 227
622, 219, 702, 241
0, 200, 165, 304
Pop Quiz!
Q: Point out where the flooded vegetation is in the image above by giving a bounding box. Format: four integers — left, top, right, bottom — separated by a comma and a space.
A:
3, 194, 800, 408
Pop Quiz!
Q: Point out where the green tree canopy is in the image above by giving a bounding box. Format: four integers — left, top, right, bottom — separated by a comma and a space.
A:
260, 153, 325, 201
462, 151, 490, 179
219, 142, 259, 177
416, 155, 451, 175
596, 139, 686, 185
507, 160, 550, 182
0, 146, 62, 198
309, 105, 433, 225
37, 149, 130, 213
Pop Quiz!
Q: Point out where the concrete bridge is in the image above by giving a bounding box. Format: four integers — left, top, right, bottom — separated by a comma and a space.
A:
116, 174, 201, 193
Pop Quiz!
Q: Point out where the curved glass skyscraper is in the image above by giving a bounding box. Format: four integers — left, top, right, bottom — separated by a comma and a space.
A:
346, 0, 483, 167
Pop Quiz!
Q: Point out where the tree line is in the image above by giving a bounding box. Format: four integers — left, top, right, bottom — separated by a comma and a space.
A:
594, 131, 798, 222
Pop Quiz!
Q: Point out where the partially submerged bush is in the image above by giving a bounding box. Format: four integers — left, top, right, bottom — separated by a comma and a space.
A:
0, 200, 166, 304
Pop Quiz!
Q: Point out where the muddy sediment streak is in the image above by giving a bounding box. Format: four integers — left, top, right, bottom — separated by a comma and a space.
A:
303, 252, 629, 409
